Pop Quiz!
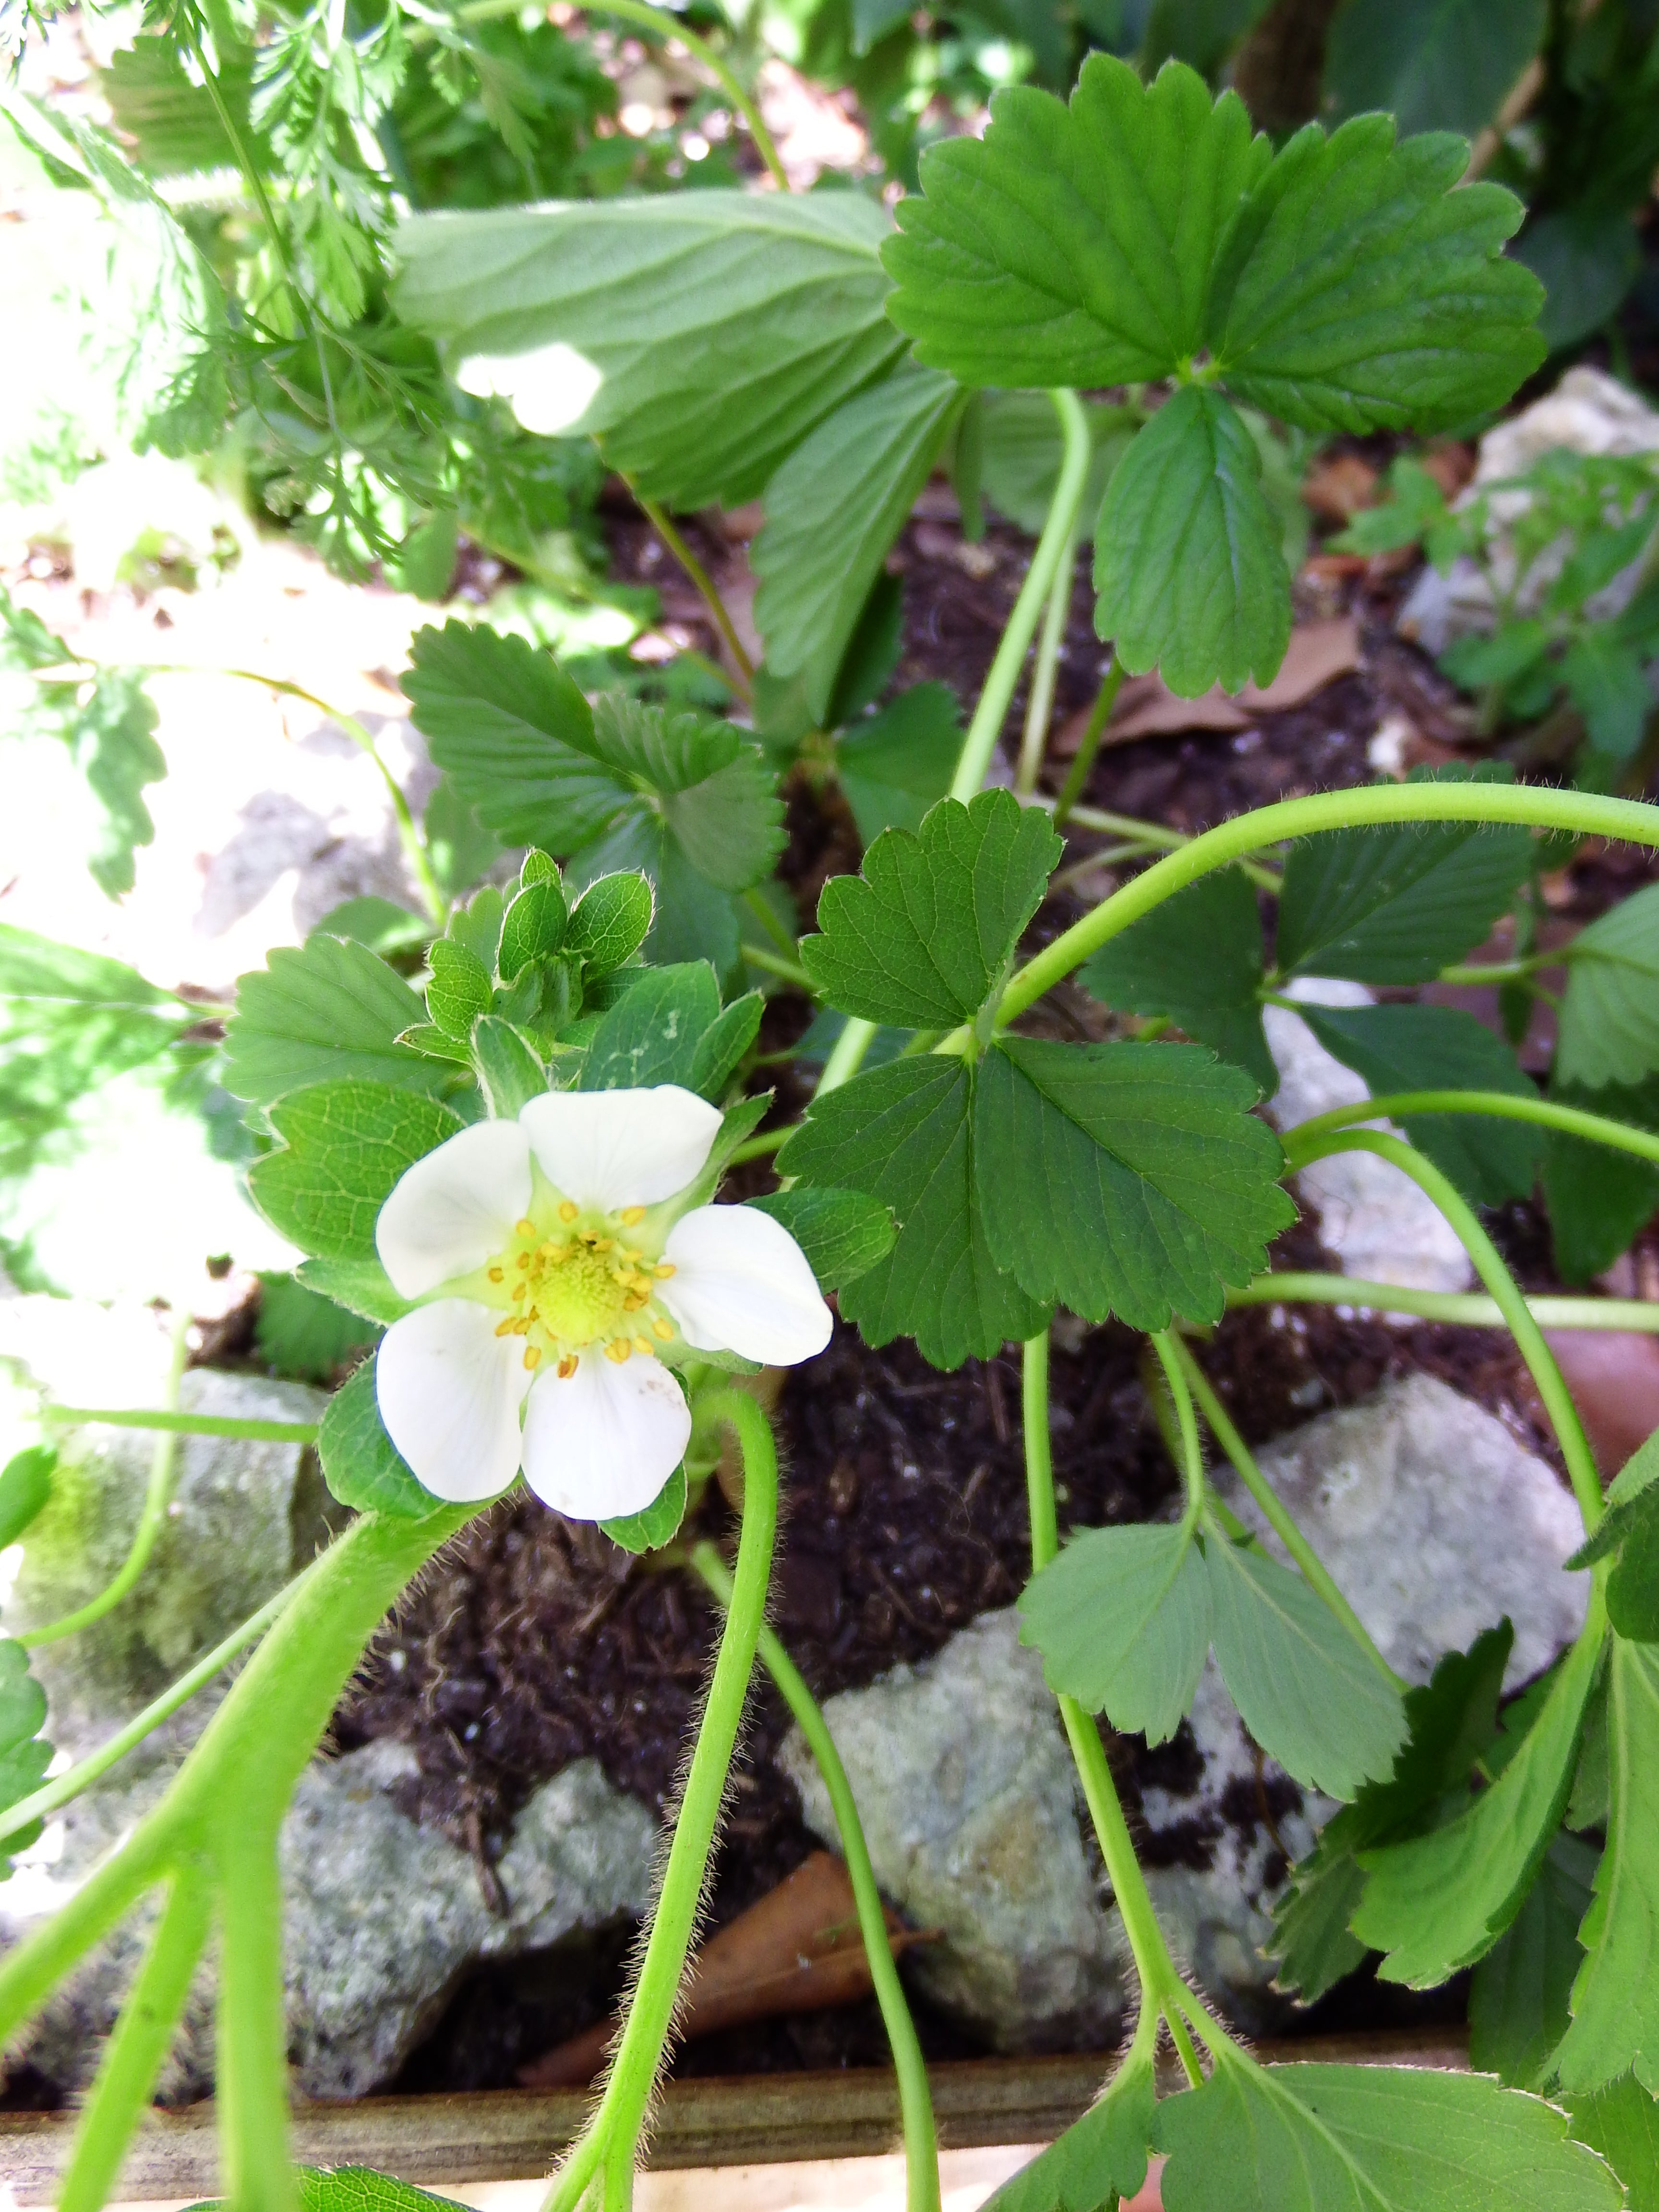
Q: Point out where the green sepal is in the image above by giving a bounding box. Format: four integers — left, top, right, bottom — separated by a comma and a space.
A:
602, 1465, 688, 1555
566, 872, 655, 974
0, 1447, 55, 1552
295, 1257, 412, 1326
749, 1186, 897, 1293
247, 1082, 465, 1262
318, 1357, 449, 1520
425, 938, 493, 1042
499, 876, 567, 982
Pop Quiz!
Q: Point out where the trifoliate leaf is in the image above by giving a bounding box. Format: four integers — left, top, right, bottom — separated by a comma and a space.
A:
396, 192, 906, 510
1018, 1522, 1210, 1744
1558, 885, 1659, 1091
317, 1358, 444, 1520
980, 2042, 1154, 2212
802, 792, 1061, 1027
254, 1275, 379, 1384
1554, 1640, 1659, 2095
1470, 1831, 1599, 2091
835, 685, 962, 847
882, 57, 1267, 389
248, 1082, 464, 1261
1202, 117, 1544, 433
777, 1056, 1050, 1370
1295, 1002, 1540, 1207
566, 873, 654, 975
0, 1640, 52, 1876
974, 1038, 1294, 1329
1276, 790, 1535, 985
1269, 1623, 1513, 2001
1543, 1077, 1659, 1284
1155, 2052, 1622, 2212
1094, 389, 1291, 697
1077, 869, 1272, 1095
1354, 1623, 1604, 1984
578, 963, 721, 1092
0, 1448, 54, 1552
753, 366, 961, 723
224, 937, 443, 1108
1205, 1536, 1406, 1799
750, 1187, 897, 1293
602, 1465, 688, 1555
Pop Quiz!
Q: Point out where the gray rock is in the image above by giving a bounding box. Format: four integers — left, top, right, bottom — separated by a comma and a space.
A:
778, 1610, 1125, 2051
1262, 980, 1473, 1296
1225, 1371, 1589, 1691
284, 1743, 657, 2098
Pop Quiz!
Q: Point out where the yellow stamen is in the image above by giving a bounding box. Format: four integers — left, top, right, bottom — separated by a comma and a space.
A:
621, 1205, 646, 1226
632, 1336, 652, 1356
516, 1218, 536, 1238
654, 1262, 676, 1279
515, 1251, 532, 1270
652, 1318, 673, 1340
557, 1355, 578, 1379
494, 1317, 516, 1337
523, 1345, 541, 1370
559, 1201, 578, 1223
487, 1265, 505, 1284
604, 1339, 632, 1363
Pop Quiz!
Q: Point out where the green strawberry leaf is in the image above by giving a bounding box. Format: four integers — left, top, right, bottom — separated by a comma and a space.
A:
1077, 867, 1273, 1095
750, 1186, 897, 1291
224, 936, 445, 1109
247, 1082, 464, 1262
1018, 1521, 1210, 1744
1558, 884, 1659, 1091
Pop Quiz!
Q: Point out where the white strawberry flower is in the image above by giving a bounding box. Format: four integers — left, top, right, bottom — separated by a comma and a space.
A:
373, 1086, 830, 1522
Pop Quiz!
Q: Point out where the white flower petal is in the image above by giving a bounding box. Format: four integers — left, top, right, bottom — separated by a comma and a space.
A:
661, 1204, 833, 1366
377, 1300, 531, 1503
518, 1086, 722, 1213
376, 1120, 532, 1299
520, 1352, 691, 1521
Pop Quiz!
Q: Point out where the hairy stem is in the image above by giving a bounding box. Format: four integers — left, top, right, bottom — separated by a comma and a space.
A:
1297, 1131, 1605, 1528
543, 1396, 780, 2212
217, 1828, 294, 2212
1021, 1334, 1204, 2080
41, 1409, 319, 1445
1015, 525, 1078, 797
1051, 658, 1124, 827
951, 392, 1093, 802
632, 491, 755, 695
24, 1314, 191, 1650
999, 784, 1659, 1026
1284, 1088, 1659, 1170
57, 1869, 214, 2212
1166, 1336, 1403, 1691
0, 1572, 313, 1851
1228, 1274, 1659, 1333
690, 1546, 940, 2212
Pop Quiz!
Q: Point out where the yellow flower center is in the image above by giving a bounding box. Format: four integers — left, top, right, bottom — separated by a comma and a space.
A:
479, 1202, 679, 1377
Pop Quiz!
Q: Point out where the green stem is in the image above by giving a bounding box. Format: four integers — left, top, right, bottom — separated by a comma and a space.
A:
0, 1572, 313, 1851
950, 392, 1093, 802
451, 0, 790, 190
41, 1408, 320, 1444
689, 1547, 940, 2212
58, 1870, 214, 2212
543, 1394, 780, 2212
1435, 959, 1547, 986
633, 490, 755, 695
24, 1315, 191, 1650
1285, 1089, 1659, 1171
998, 783, 1659, 1028
1166, 1337, 1403, 1692
742, 944, 817, 992
1020, 1333, 1205, 2083
1227, 1274, 1659, 1333
816, 1017, 877, 1096
218, 1826, 294, 2212
1051, 658, 1125, 827
727, 1126, 790, 1166
1298, 1131, 1604, 1529
1145, 1333, 1206, 1532
743, 884, 800, 961
1014, 524, 1078, 798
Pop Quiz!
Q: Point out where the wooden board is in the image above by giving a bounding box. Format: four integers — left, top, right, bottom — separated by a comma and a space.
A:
0, 2032, 1470, 2203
